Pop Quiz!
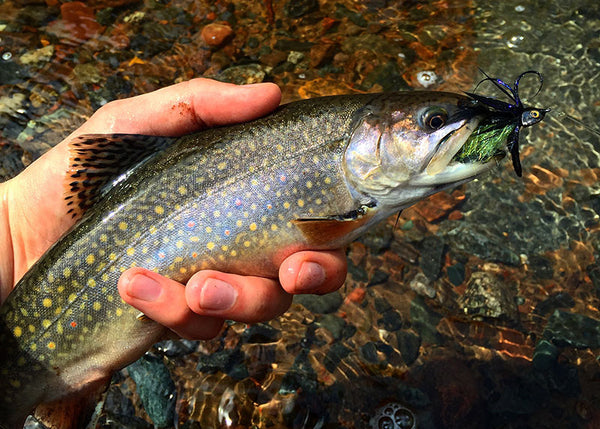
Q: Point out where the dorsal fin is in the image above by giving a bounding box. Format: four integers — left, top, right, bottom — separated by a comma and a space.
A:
65, 134, 174, 220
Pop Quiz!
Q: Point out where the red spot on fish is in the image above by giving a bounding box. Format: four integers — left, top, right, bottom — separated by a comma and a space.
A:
187, 221, 196, 228
158, 252, 166, 259
70, 321, 77, 328
192, 252, 198, 258
235, 199, 242, 206
280, 175, 287, 182
224, 230, 231, 236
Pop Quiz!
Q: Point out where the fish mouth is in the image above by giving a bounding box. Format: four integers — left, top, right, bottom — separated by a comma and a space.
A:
410, 115, 507, 186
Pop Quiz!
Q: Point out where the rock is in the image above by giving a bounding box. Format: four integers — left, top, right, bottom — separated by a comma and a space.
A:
197, 348, 248, 380
418, 235, 445, 281
279, 349, 318, 395
154, 339, 197, 357
324, 342, 352, 372
360, 342, 379, 364
19, 45, 54, 65
367, 269, 390, 287
396, 330, 421, 365
533, 292, 575, 316
318, 314, 346, 340
444, 223, 521, 266
0, 60, 28, 85
217, 64, 265, 85
310, 43, 338, 68
409, 296, 442, 344
294, 291, 343, 314
543, 310, 600, 349
50, 2, 104, 43
377, 308, 403, 332
241, 323, 281, 343
361, 61, 409, 92
446, 262, 465, 286
459, 271, 519, 322
284, 0, 319, 18
127, 354, 176, 428
532, 340, 559, 371
201, 23, 233, 47
409, 272, 436, 299
287, 50, 304, 64
72, 63, 103, 84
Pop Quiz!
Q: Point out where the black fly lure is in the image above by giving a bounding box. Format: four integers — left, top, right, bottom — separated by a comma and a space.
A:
465, 70, 550, 176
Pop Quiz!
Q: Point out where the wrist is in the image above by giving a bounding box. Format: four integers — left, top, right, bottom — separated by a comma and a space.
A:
0, 180, 15, 303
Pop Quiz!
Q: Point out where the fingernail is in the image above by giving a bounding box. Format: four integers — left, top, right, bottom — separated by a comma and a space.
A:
128, 274, 161, 302
200, 278, 237, 311
295, 262, 326, 292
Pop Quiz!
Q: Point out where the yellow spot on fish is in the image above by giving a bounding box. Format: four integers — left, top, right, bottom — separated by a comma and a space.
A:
109, 253, 117, 261
127, 247, 135, 256
206, 226, 212, 233
87, 279, 96, 287
167, 222, 174, 230
102, 273, 109, 281
298, 199, 305, 207
17, 357, 26, 366
63, 267, 71, 278
68, 293, 77, 303
43, 298, 52, 308
190, 236, 199, 242
48, 272, 55, 283
118, 222, 127, 230
284, 202, 290, 209
10, 379, 21, 388
207, 242, 215, 250
86, 254, 95, 265
251, 179, 258, 186
47, 342, 56, 350
155, 206, 164, 215
13, 326, 22, 337
116, 308, 123, 317
30, 343, 37, 352
324, 177, 332, 184
217, 161, 227, 170
221, 245, 229, 251
178, 186, 187, 195
149, 226, 157, 234
244, 241, 251, 247
306, 181, 313, 189
214, 210, 221, 218
28, 325, 35, 333
180, 267, 187, 274
249, 223, 257, 231
93, 301, 102, 311
176, 240, 184, 249
57, 285, 64, 293
42, 319, 51, 329
230, 250, 237, 257
236, 220, 243, 227
271, 224, 278, 231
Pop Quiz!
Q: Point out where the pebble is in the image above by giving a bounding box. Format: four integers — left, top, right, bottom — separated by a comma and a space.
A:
201, 23, 233, 47
459, 271, 519, 322
294, 291, 343, 314
409, 272, 436, 299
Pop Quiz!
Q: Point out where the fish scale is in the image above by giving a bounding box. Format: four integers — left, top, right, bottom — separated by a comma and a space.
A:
0, 90, 539, 428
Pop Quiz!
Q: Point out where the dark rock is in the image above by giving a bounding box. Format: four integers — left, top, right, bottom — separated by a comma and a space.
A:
274, 39, 314, 51
347, 260, 369, 282
361, 61, 409, 92
279, 349, 318, 394
154, 339, 197, 357
197, 348, 248, 380
533, 292, 575, 316
543, 310, 600, 348
241, 323, 281, 343
532, 340, 559, 371
335, 3, 367, 27
324, 342, 352, 373
447, 262, 465, 286
127, 354, 176, 428
377, 309, 403, 332
218, 64, 265, 85
284, 0, 319, 18
294, 291, 343, 314
0, 60, 28, 85
358, 220, 394, 253
409, 296, 442, 344
99, 385, 151, 428
396, 330, 421, 365
528, 254, 554, 279
318, 314, 346, 340
360, 342, 379, 364
459, 272, 519, 322
374, 297, 393, 313
418, 235, 445, 281
444, 223, 520, 266
368, 269, 390, 287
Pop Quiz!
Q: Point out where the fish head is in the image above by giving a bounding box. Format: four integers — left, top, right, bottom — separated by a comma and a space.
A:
343, 91, 514, 211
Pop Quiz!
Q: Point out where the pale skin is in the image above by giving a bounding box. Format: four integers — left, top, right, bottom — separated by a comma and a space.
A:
0, 78, 347, 340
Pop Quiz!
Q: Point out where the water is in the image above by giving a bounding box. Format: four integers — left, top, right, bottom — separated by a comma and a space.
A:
0, 0, 599, 428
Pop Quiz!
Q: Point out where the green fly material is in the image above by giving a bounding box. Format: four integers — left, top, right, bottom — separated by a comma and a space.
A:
453, 119, 517, 163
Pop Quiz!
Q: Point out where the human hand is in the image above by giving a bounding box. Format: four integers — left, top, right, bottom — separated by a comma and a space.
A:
0, 78, 347, 339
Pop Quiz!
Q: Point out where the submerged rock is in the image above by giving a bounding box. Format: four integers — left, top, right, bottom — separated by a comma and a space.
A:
459, 271, 519, 322
543, 310, 600, 349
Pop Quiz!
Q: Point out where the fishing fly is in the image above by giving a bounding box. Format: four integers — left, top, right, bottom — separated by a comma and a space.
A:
465, 70, 550, 176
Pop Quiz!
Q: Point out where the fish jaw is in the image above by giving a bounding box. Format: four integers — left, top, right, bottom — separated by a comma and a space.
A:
343, 93, 503, 213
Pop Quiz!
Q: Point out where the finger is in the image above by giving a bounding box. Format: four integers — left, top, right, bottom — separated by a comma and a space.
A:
185, 271, 293, 324
118, 267, 225, 340
76, 78, 282, 137
278, 249, 348, 295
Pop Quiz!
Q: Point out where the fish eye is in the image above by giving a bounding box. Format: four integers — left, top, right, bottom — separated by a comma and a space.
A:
521, 108, 546, 127
419, 107, 448, 130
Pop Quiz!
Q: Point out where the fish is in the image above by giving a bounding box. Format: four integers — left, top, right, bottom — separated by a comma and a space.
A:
0, 81, 548, 428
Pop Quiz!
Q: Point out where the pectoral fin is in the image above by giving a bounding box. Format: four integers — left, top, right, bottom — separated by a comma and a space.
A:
292, 203, 377, 246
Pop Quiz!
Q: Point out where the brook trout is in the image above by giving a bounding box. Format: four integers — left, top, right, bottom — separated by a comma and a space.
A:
0, 89, 547, 427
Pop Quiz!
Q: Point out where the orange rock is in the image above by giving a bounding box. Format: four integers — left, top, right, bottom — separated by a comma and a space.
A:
345, 287, 366, 304
201, 23, 234, 47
